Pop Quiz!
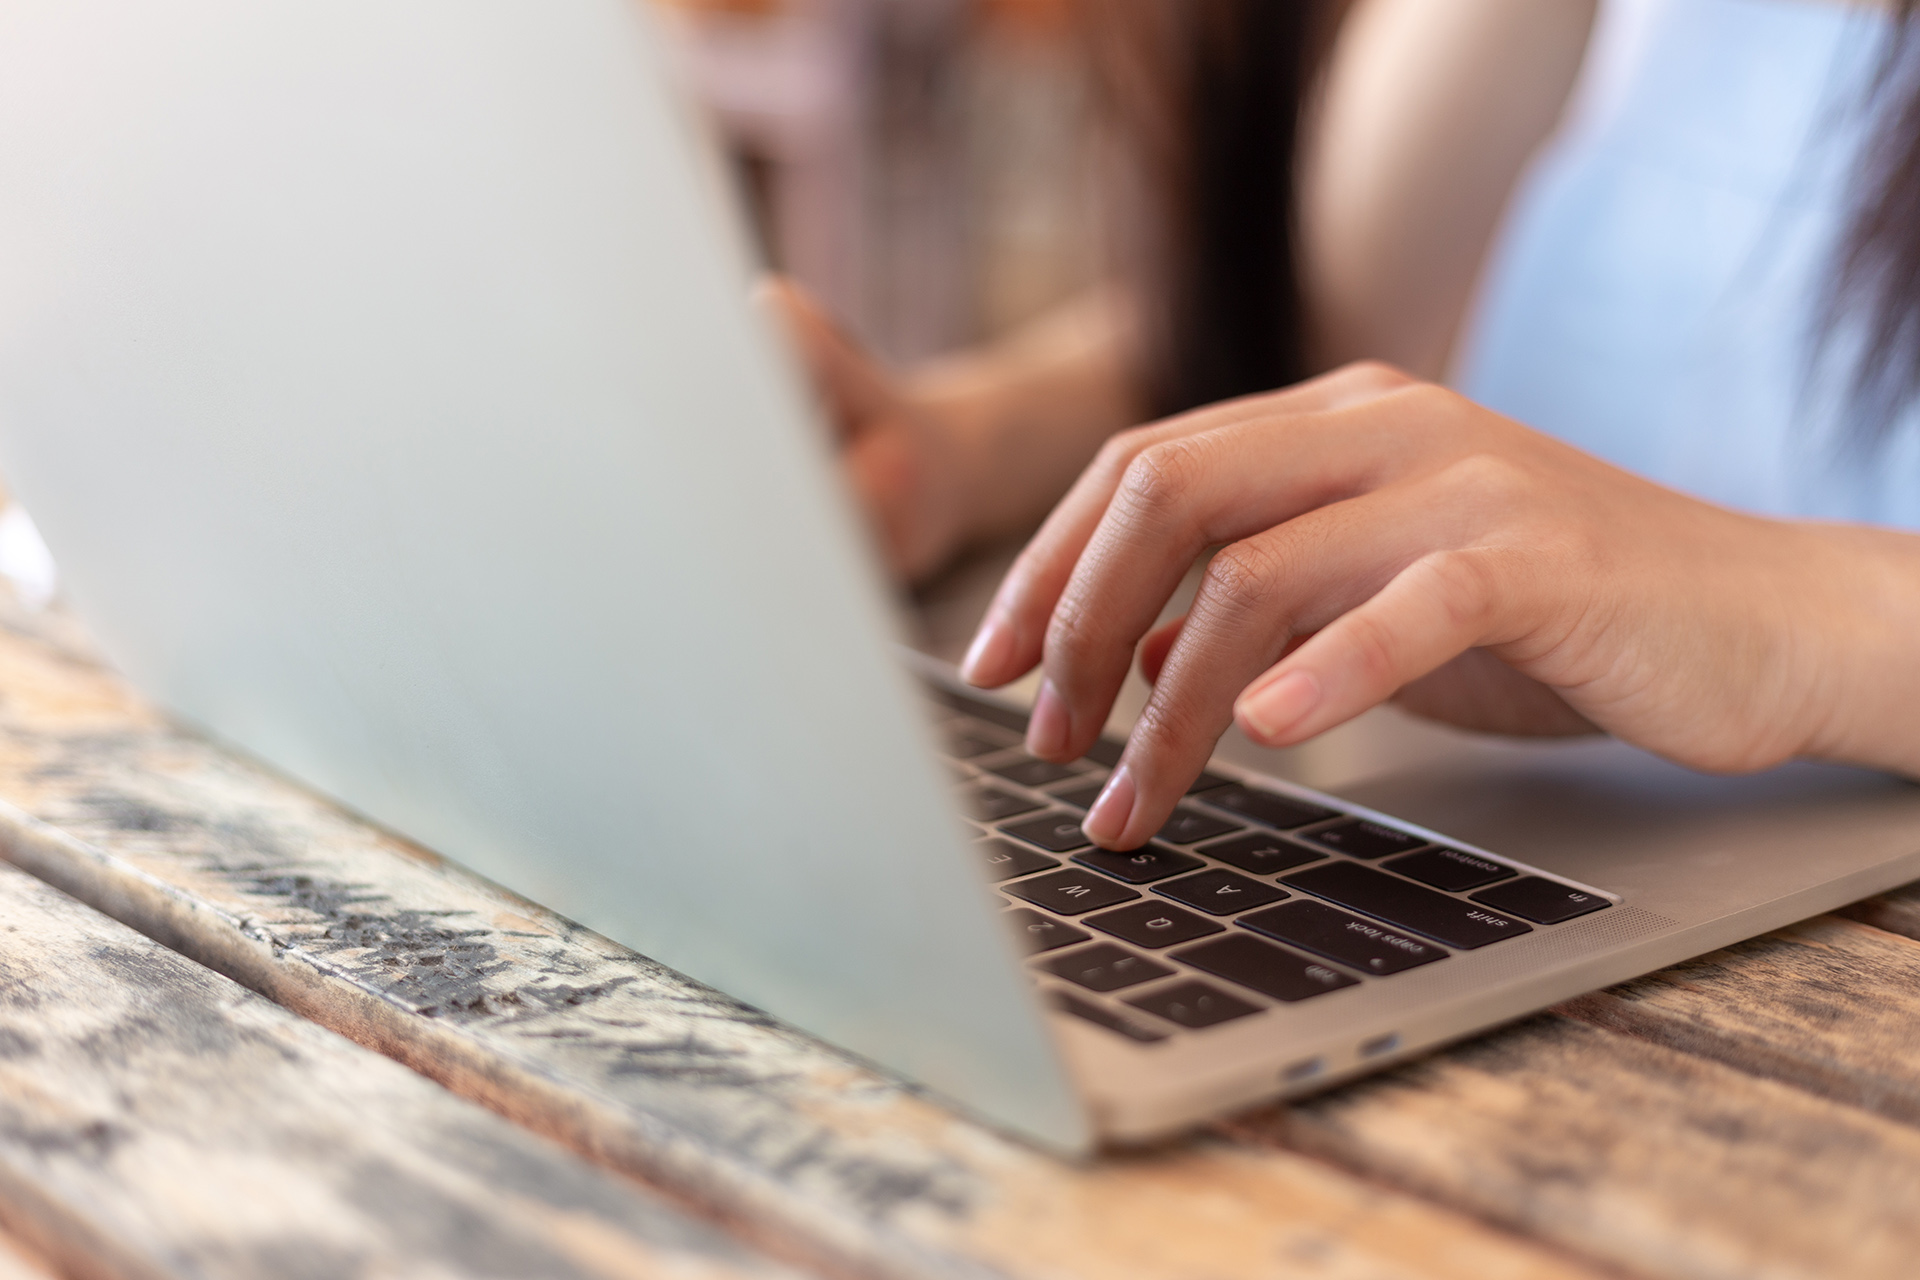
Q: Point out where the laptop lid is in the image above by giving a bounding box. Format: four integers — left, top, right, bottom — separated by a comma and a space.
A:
0, 0, 1088, 1149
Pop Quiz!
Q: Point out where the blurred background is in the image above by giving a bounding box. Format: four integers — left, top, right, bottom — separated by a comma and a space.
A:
652, 0, 1105, 363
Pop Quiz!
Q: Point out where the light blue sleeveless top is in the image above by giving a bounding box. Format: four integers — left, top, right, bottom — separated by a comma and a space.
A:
1455, 0, 1920, 526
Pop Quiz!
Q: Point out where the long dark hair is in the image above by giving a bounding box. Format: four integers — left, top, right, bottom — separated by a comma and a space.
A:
1100, 0, 1920, 434
1085, 0, 1336, 416
1828, 0, 1920, 442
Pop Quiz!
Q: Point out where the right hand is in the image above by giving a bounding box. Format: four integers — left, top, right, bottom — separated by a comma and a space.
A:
760, 278, 976, 582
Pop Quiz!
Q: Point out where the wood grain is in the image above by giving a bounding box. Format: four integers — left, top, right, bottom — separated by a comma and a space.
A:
1257, 1006, 1920, 1280
1836, 882, 1920, 942
0, 860, 797, 1280
0, 612, 1596, 1280
1557, 916, 1920, 1125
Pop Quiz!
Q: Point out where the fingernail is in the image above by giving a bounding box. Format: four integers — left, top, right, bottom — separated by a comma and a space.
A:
1026, 679, 1069, 758
1082, 765, 1135, 845
1239, 670, 1322, 742
960, 617, 1011, 686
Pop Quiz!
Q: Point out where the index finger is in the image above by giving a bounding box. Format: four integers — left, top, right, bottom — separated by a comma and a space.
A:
958, 361, 1411, 692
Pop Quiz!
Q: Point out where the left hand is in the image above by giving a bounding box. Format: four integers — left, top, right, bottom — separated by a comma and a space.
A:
958, 362, 1920, 849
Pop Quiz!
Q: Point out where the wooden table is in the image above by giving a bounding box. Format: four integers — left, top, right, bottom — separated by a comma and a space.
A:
0, 586, 1918, 1280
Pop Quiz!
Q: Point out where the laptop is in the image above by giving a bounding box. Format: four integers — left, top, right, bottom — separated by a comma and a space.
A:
3, 0, 1919, 1153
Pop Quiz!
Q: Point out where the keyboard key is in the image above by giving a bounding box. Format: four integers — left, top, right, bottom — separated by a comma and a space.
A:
1304, 819, 1426, 860
1200, 832, 1325, 877
1072, 844, 1204, 884
1049, 989, 1168, 1043
1157, 807, 1243, 845
1125, 979, 1261, 1029
1284, 861, 1533, 949
1080, 737, 1126, 767
1003, 869, 1141, 915
1472, 877, 1612, 924
1039, 942, 1174, 992
1384, 846, 1516, 892
1002, 908, 1089, 955
961, 784, 1044, 822
1156, 868, 1288, 915
1239, 899, 1447, 975
976, 838, 1057, 882
944, 725, 1013, 759
1173, 934, 1361, 1002
1186, 771, 1233, 794
1001, 812, 1094, 853
1085, 901, 1224, 948
1205, 784, 1338, 830
1050, 781, 1107, 811
988, 757, 1086, 789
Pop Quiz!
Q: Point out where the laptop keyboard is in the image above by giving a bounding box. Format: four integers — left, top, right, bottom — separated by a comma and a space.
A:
929, 687, 1612, 1048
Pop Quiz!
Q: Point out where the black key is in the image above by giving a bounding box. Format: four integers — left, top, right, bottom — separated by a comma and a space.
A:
1080, 737, 1126, 767
1472, 877, 1611, 924
1239, 899, 1446, 976
1200, 832, 1325, 877
1002, 908, 1089, 955
1072, 844, 1204, 884
932, 693, 1029, 735
1186, 771, 1233, 794
1384, 846, 1516, 893
988, 757, 1086, 789
1284, 861, 1533, 949
1049, 989, 1168, 1043
1003, 868, 1141, 916
1304, 818, 1427, 859
1205, 784, 1338, 830
1050, 781, 1107, 811
1157, 868, 1288, 916
1173, 934, 1361, 1002
1001, 812, 1094, 853
961, 784, 1044, 822
1125, 979, 1261, 1029
976, 838, 1057, 882
1039, 942, 1174, 992
1084, 901, 1224, 949
1157, 806, 1243, 846
944, 725, 1013, 759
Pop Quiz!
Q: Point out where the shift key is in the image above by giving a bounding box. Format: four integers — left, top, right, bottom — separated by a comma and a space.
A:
1283, 861, 1531, 949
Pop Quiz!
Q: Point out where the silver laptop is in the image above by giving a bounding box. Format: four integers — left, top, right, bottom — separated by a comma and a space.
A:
3, 0, 1919, 1153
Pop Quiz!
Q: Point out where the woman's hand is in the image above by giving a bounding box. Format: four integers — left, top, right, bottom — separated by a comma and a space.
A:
761, 279, 978, 582
959, 361, 1920, 850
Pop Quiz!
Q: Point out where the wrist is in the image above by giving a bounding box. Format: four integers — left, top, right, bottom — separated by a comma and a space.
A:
1791, 522, 1920, 779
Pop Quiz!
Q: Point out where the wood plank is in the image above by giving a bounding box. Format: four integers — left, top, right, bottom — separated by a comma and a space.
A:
1836, 882, 1920, 942
1253, 1011, 1920, 1280
1556, 915, 1920, 1125
0, 608, 1598, 1280
0, 862, 799, 1280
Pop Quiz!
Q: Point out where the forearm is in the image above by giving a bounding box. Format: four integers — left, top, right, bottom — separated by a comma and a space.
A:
904, 286, 1146, 546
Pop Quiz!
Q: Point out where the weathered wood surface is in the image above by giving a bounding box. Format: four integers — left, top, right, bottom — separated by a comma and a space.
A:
0, 860, 797, 1280
2, 593, 1920, 1279
0, 604, 1593, 1280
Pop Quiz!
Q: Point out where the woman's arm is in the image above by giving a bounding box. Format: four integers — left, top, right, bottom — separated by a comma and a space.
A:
959, 364, 1920, 849
1300, 0, 1597, 377
767, 282, 1146, 582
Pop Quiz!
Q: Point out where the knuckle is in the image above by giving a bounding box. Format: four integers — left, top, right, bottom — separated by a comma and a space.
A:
1441, 451, 1530, 506
1199, 540, 1282, 619
1116, 438, 1209, 527
1413, 549, 1500, 631
1043, 591, 1109, 669
1092, 423, 1160, 479
1341, 359, 1418, 395
1341, 608, 1404, 689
